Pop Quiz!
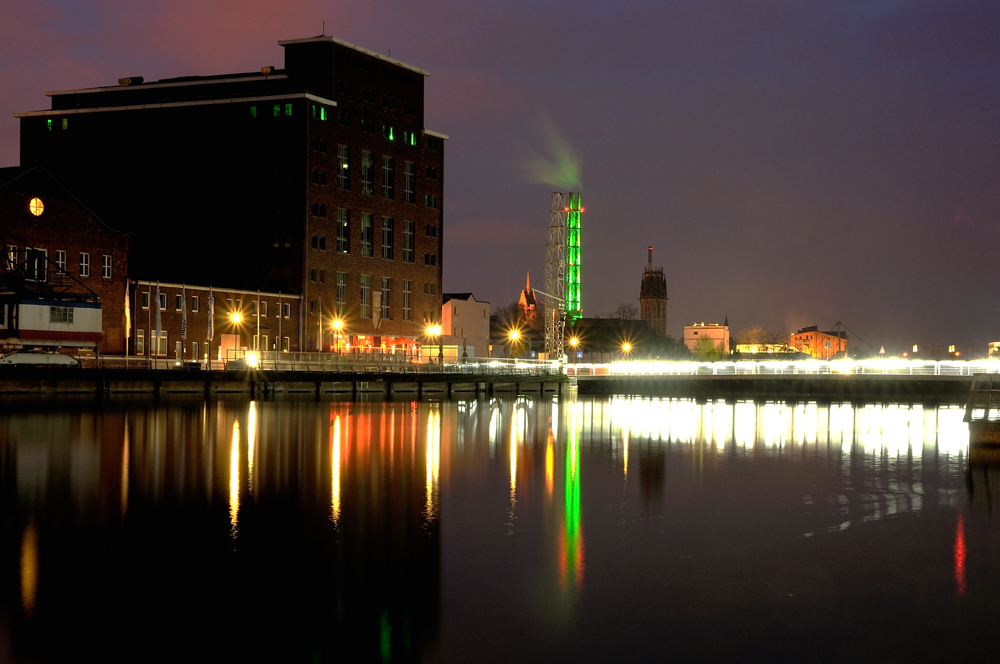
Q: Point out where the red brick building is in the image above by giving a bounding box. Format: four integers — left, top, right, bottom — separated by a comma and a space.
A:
0, 167, 129, 353
16, 36, 446, 351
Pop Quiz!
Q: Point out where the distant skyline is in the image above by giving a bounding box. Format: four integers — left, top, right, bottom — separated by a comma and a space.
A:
2, 1, 999, 354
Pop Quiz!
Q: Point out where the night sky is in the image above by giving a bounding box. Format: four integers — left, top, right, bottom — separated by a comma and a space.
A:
2, 1, 999, 354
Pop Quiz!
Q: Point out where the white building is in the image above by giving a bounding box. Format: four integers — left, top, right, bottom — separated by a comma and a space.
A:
683, 322, 729, 354
442, 293, 490, 358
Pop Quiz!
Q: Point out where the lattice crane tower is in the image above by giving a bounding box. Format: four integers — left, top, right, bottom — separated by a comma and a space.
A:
543, 191, 584, 358
544, 192, 566, 357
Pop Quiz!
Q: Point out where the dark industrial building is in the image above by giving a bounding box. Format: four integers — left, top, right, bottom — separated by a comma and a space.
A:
15, 35, 446, 351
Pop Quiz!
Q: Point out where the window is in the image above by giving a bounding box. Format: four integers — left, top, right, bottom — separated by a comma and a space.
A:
283, 303, 291, 318
337, 112, 352, 127
273, 104, 281, 117
137, 330, 145, 355
382, 125, 395, 141
192, 341, 199, 359
251, 301, 258, 317
403, 131, 417, 146
360, 275, 372, 319
425, 195, 438, 209
425, 136, 440, 150
404, 161, 415, 203
56, 250, 67, 272
361, 213, 373, 257
101, 255, 112, 279
311, 138, 327, 153
311, 235, 326, 251
283, 337, 290, 352
26, 249, 46, 282
79, 252, 90, 277
381, 278, 391, 320
50, 306, 73, 324
141, 291, 150, 309
402, 280, 412, 321
261, 335, 268, 351
260, 302, 268, 317
175, 294, 183, 311
311, 203, 327, 218
424, 253, 437, 267
381, 217, 394, 260
311, 170, 327, 186
337, 145, 350, 189
382, 156, 394, 199
158, 293, 167, 310
426, 166, 438, 180
425, 224, 438, 237
337, 208, 350, 253
361, 151, 373, 195
284, 103, 293, 116
403, 221, 415, 263
337, 272, 347, 315
192, 296, 200, 312
424, 282, 438, 295
156, 331, 168, 356
250, 106, 257, 119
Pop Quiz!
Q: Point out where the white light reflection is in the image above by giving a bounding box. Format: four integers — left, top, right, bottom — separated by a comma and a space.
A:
229, 421, 240, 538
331, 415, 341, 525
247, 401, 257, 496
425, 409, 441, 523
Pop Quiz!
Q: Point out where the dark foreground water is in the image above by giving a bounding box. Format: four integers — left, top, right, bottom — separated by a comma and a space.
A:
0, 395, 997, 663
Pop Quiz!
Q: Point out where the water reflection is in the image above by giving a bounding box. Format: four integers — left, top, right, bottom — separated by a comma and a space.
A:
0, 395, 984, 662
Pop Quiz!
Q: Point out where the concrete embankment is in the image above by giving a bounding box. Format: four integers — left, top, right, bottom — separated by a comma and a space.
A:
0, 367, 566, 398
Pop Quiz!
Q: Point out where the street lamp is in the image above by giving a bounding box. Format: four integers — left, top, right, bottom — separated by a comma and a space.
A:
332, 318, 344, 351
230, 311, 243, 363
509, 329, 520, 359
425, 324, 443, 367
621, 341, 632, 359
569, 336, 579, 363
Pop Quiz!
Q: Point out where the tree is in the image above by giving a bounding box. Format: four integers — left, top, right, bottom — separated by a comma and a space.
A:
694, 336, 725, 360
612, 302, 638, 320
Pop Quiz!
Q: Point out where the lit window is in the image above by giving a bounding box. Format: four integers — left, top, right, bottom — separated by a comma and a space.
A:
28, 197, 44, 216
337, 208, 350, 253
337, 272, 347, 314
425, 195, 438, 209
337, 145, 350, 190
192, 296, 199, 312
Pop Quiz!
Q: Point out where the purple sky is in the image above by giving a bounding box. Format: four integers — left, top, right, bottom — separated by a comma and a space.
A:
3, 1, 999, 354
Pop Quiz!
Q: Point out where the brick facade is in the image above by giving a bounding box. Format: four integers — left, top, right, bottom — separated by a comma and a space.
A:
0, 167, 129, 353
16, 36, 446, 352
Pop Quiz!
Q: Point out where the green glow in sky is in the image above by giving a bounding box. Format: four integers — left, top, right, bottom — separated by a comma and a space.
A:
526, 119, 582, 190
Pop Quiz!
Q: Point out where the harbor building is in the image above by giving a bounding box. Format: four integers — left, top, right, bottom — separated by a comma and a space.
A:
684, 321, 729, 355
15, 35, 446, 352
791, 325, 847, 359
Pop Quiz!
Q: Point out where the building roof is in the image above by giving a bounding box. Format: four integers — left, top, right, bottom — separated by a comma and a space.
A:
277, 35, 430, 76
443, 293, 488, 304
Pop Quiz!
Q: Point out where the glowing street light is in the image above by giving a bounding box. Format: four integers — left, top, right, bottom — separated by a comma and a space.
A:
230, 311, 243, 361
426, 324, 443, 367
332, 318, 344, 352
569, 336, 579, 363
621, 341, 632, 358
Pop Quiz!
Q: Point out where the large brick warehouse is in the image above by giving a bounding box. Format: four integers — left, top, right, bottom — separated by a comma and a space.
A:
14, 35, 446, 352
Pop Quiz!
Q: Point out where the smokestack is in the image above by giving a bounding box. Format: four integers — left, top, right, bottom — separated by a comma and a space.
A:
648, 246, 652, 267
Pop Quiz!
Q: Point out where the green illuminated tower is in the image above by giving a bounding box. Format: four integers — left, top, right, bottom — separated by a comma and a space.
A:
566, 193, 583, 323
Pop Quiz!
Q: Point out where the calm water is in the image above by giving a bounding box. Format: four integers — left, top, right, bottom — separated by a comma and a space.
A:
0, 394, 998, 662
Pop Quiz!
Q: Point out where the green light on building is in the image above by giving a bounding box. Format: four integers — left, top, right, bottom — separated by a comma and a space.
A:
566, 192, 583, 323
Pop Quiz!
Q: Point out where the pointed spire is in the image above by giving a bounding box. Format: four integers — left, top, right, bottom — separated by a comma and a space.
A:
525, 269, 531, 291
724, 313, 729, 327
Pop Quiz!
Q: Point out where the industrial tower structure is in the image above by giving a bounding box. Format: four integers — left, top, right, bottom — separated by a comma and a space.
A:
543, 191, 583, 358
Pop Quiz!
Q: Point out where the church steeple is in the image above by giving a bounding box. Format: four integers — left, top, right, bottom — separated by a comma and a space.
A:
640, 246, 668, 337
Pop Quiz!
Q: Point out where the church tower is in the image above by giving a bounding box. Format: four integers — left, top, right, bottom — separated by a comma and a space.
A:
639, 247, 668, 336
518, 270, 540, 330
